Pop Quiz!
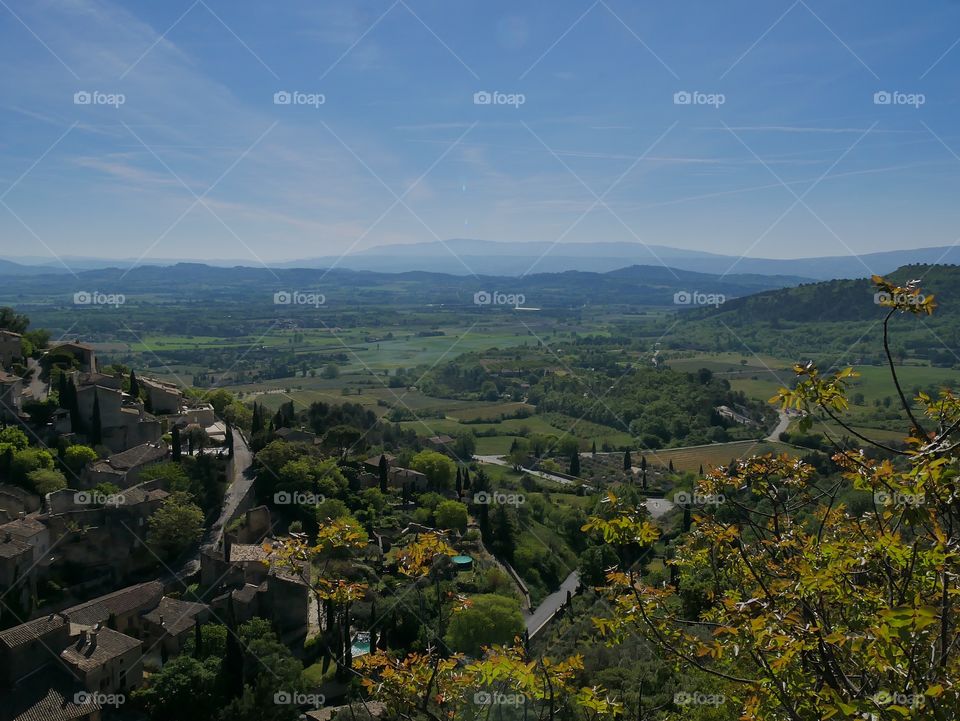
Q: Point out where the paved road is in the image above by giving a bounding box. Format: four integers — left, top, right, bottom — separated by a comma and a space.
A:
24, 358, 47, 401
767, 410, 791, 442
526, 570, 580, 637
474, 455, 575, 486
169, 430, 253, 582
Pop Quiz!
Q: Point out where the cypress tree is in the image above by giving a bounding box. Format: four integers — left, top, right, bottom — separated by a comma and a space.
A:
623, 449, 632, 471
129, 370, 139, 398
669, 459, 675, 473
379, 454, 389, 493
91, 391, 102, 446
569, 450, 580, 476
171, 425, 182, 461
463, 467, 471, 490
455, 467, 463, 497
591, 440, 597, 456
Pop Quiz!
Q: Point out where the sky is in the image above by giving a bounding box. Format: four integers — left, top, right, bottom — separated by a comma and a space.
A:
1, 0, 960, 267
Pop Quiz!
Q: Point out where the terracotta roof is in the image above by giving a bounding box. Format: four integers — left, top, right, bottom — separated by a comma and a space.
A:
52, 342, 95, 351
0, 614, 66, 649
63, 581, 163, 628
119, 486, 169, 506
91, 443, 167, 472
61, 627, 140, 672
0, 536, 31, 559
5, 670, 100, 721
0, 370, 22, 383
143, 596, 208, 636
0, 517, 47, 540
229, 544, 270, 563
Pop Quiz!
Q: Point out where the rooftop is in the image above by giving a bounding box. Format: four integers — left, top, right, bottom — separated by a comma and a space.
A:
61, 627, 141, 672
0, 517, 47, 539
90, 442, 167, 472
5, 669, 100, 721
0, 614, 66, 649
63, 580, 163, 628
143, 596, 209, 636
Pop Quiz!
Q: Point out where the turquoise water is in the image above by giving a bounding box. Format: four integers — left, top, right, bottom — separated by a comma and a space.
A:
452, 555, 473, 563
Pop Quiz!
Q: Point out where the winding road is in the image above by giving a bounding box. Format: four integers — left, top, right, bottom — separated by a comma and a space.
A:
169, 429, 253, 582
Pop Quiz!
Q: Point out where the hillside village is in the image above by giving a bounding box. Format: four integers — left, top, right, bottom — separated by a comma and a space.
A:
0, 330, 321, 719
0, 322, 596, 721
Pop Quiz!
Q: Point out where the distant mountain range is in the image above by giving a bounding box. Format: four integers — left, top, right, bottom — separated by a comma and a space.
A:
2, 239, 959, 280
0, 262, 809, 310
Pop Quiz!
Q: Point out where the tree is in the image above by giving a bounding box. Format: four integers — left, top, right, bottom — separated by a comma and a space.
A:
27, 468, 67, 495
10, 447, 54, 486
62, 444, 97, 475
148, 491, 204, 559
444, 594, 524, 657
321, 363, 339, 379
640, 454, 648, 489
378, 453, 389, 493
589, 276, 960, 721
171, 425, 182, 461
132, 655, 222, 721
569, 449, 581, 476
0, 307, 29, 334
623, 449, 632, 471
591, 440, 597, 456
434, 500, 468, 532
489, 503, 517, 563
410, 450, 456, 490
129, 369, 140, 398
90, 391, 102, 445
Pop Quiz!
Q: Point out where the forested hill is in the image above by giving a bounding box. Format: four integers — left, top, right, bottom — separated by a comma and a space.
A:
683, 264, 960, 324
669, 264, 960, 366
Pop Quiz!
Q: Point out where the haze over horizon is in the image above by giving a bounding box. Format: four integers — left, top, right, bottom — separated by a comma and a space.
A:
3, 1, 960, 272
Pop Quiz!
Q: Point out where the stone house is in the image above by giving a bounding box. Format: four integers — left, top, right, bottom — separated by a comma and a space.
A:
63, 581, 164, 638
0, 613, 70, 686
82, 442, 168, 489
50, 342, 97, 373
142, 596, 210, 657
75, 385, 162, 453
60, 626, 143, 695
0, 533, 35, 622
140, 378, 183, 415
0, 516, 51, 567
0, 369, 24, 422
0, 330, 23, 368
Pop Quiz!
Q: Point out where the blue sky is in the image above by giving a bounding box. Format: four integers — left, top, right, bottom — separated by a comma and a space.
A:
1, 0, 959, 265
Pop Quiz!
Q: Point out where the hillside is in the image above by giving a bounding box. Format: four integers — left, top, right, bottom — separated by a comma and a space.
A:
673, 264, 960, 367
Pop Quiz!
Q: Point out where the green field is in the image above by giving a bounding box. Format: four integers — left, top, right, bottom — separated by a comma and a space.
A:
642, 440, 801, 472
